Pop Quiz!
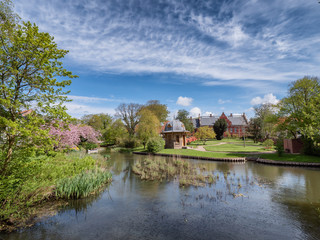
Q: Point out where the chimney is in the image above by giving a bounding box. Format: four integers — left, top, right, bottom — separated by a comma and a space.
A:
198, 113, 201, 119
209, 113, 212, 117
230, 113, 233, 117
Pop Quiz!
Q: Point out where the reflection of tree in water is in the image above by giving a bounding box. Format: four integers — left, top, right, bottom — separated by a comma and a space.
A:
267, 167, 320, 239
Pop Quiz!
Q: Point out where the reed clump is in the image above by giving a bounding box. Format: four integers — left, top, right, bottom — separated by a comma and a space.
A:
55, 169, 112, 199
132, 158, 217, 187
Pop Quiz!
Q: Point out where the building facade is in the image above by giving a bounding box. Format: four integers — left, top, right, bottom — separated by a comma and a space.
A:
162, 120, 189, 149
191, 112, 249, 137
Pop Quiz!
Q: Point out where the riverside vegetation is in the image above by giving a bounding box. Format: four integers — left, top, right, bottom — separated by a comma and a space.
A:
0, 152, 112, 232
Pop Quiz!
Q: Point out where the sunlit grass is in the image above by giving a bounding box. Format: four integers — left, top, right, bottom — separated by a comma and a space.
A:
259, 153, 320, 163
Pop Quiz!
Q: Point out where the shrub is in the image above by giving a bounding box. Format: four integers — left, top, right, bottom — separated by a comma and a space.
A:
262, 139, 274, 149
147, 137, 165, 153
82, 142, 98, 151
275, 138, 284, 157
118, 137, 140, 148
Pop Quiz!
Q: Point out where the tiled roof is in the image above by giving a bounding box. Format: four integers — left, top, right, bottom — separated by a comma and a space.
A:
191, 113, 248, 128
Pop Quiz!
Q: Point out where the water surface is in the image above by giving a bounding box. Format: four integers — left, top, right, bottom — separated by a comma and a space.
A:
2, 152, 320, 240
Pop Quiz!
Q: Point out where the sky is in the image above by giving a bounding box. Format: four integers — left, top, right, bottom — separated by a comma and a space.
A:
13, 0, 320, 119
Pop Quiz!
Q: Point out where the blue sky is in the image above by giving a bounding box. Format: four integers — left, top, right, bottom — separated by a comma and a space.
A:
14, 0, 320, 119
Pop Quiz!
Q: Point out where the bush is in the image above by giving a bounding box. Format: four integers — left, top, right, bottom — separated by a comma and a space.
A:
147, 137, 165, 153
82, 142, 98, 151
118, 137, 140, 148
262, 139, 274, 149
275, 138, 284, 157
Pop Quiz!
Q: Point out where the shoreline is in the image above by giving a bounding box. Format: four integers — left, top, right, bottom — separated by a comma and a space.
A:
133, 151, 320, 167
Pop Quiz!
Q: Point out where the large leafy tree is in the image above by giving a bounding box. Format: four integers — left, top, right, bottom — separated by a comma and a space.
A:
140, 100, 169, 123
213, 118, 227, 140
81, 113, 113, 134
115, 103, 142, 137
278, 76, 320, 151
195, 126, 216, 145
136, 109, 160, 149
0, 2, 76, 175
253, 103, 276, 139
102, 119, 128, 145
176, 109, 194, 132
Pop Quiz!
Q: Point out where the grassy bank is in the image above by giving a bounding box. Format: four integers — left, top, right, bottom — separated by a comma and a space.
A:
203, 144, 274, 152
0, 152, 112, 232
259, 153, 320, 163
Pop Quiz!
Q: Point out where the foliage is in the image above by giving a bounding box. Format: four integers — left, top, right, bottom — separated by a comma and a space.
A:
136, 109, 160, 148
278, 76, 320, 154
147, 137, 165, 153
213, 118, 227, 140
115, 103, 142, 137
252, 103, 277, 140
81, 113, 113, 134
195, 126, 216, 144
0, 4, 77, 175
82, 142, 98, 151
49, 123, 100, 150
247, 117, 263, 143
0, 152, 109, 229
262, 139, 274, 149
176, 109, 194, 132
140, 100, 169, 123
102, 119, 128, 145
55, 169, 112, 199
118, 136, 141, 148
275, 138, 284, 157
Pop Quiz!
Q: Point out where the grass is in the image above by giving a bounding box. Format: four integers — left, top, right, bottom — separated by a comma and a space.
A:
259, 153, 320, 163
158, 149, 246, 158
204, 143, 274, 152
188, 138, 256, 146
0, 152, 112, 231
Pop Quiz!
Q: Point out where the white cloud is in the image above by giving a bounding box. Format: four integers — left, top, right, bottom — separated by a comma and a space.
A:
67, 95, 123, 103
218, 99, 231, 104
176, 96, 193, 106
203, 111, 213, 116
250, 93, 280, 105
64, 102, 116, 118
189, 107, 201, 117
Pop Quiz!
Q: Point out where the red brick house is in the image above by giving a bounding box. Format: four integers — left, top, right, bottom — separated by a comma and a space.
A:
191, 112, 249, 137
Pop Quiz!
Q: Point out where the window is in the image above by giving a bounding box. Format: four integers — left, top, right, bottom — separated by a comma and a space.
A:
230, 128, 233, 133
176, 135, 180, 143
235, 128, 237, 133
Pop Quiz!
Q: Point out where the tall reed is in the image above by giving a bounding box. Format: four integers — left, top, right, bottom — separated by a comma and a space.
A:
55, 169, 112, 199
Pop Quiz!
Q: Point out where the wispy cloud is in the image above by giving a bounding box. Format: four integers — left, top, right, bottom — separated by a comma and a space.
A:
14, 0, 320, 91
218, 99, 232, 104
67, 95, 124, 103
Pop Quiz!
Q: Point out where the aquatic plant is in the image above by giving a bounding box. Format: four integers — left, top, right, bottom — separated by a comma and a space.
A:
55, 169, 112, 199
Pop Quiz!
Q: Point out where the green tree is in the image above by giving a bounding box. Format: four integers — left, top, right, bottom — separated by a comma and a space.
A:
213, 118, 227, 140
102, 119, 128, 145
0, 6, 76, 175
176, 109, 194, 132
136, 109, 160, 149
278, 76, 320, 153
247, 117, 263, 143
115, 103, 142, 137
82, 113, 112, 133
253, 103, 276, 139
141, 100, 169, 123
195, 126, 216, 145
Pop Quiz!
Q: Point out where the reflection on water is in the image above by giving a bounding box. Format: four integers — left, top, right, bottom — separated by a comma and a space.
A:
2, 152, 320, 240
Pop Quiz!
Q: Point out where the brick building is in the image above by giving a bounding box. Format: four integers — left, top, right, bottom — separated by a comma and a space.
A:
191, 112, 249, 137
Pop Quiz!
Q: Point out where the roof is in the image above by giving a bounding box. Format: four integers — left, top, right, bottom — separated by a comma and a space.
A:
192, 113, 248, 128
162, 120, 189, 133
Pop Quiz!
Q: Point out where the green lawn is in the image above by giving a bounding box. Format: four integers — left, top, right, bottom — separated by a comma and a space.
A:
203, 143, 274, 152
158, 149, 246, 158
259, 153, 320, 163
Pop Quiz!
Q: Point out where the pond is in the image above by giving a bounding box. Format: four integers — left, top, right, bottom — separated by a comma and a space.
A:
2, 152, 320, 240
